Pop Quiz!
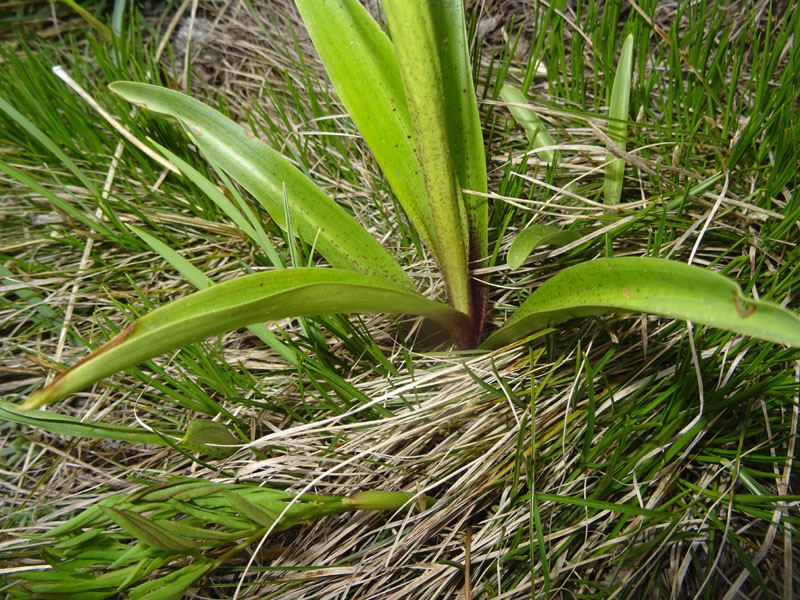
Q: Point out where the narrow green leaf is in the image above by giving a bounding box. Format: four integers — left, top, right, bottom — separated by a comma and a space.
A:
604, 33, 634, 205
0, 399, 168, 445
535, 492, 668, 518
0, 159, 112, 238
507, 224, 581, 270
109, 81, 414, 292
431, 1, 488, 268
127, 560, 214, 600
500, 84, 560, 164
482, 258, 800, 349
294, 0, 435, 253
22, 269, 470, 408
100, 507, 199, 553
179, 419, 239, 459
55, 0, 113, 41
382, 1, 471, 316
147, 139, 282, 267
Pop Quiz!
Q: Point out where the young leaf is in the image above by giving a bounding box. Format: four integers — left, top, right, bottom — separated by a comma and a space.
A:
179, 419, 240, 459
109, 81, 414, 292
604, 33, 634, 205
500, 84, 560, 164
507, 224, 582, 270
482, 258, 800, 349
382, 1, 471, 316
22, 269, 471, 409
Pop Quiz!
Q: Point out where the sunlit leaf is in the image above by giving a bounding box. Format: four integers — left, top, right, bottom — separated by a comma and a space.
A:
22, 269, 470, 408
110, 81, 414, 292
294, 0, 435, 254
483, 258, 800, 348
382, 0, 471, 315
507, 224, 581, 270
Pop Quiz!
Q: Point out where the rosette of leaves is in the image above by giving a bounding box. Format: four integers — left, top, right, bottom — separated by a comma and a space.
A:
18, 0, 800, 410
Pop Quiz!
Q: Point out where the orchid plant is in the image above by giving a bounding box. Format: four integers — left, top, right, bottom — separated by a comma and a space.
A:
21, 0, 800, 411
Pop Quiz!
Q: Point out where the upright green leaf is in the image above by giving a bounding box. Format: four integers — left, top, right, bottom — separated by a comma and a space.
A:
431, 0, 489, 331
604, 33, 634, 205
110, 82, 414, 292
382, 0, 471, 317
293, 0, 436, 254
483, 258, 800, 349
22, 269, 470, 408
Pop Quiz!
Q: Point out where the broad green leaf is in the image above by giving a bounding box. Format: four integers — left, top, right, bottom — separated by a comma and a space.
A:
129, 224, 299, 366
482, 258, 800, 349
179, 419, 240, 459
382, 1, 471, 316
499, 84, 560, 164
22, 269, 470, 408
109, 81, 413, 292
604, 33, 634, 205
507, 224, 582, 270
294, 0, 435, 254
0, 399, 169, 445
431, 1, 488, 271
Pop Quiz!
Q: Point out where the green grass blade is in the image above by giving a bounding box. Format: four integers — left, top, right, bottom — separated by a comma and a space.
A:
294, 0, 435, 254
507, 224, 581, 270
0, 159, 112, 238
109, 81, 414, 292
0, 95, 99, 196
382, 0, 471, 317
22, 269, 470, 408
147, 139, 283, 268
604, 33, 634, 205
0, 399, 167, 444
482, 258, 800, 349
499, 84, 560, 164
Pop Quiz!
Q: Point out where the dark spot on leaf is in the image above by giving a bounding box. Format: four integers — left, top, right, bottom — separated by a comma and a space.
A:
732, 291, 756, 319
